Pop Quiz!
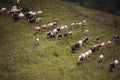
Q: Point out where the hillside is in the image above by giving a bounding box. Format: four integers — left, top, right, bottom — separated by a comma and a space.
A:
64, 0, 120, 16
0, 0, 120, 80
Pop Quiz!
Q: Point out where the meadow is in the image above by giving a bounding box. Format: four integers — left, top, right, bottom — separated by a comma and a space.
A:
0, 0, 120, 80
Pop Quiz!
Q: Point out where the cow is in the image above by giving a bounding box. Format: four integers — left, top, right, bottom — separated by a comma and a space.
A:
108, 60, 119, 72
98, 54, 104, 63
114, 35, 119, 42
71, 42, 80, 53
90, 44, 101, 53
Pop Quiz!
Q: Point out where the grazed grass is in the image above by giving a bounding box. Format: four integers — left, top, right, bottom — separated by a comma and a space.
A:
0, 0, 120, 80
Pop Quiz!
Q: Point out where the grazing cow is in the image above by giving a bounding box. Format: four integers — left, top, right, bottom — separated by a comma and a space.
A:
46, 31, 56, 39
21, 6, 29, 13
101, 42, 105, 47
78, 22, 82, 26
28, 18, 35, 23
49, 33, 56, 39
87, 49, 93, 55
76, 22, 82, 27
8, 6, 21, 15
57, 33, 62, 39
71, 22, 76, 29
18, 12, 24, 18
77, 55, 84, 66
28, 11, 37, 17
52, 29, 58, 35
46, 31, 52, 37
16, 0, 21, 6
34, 38, 40, 46
82, 20, 86, 23
114, 35, 119, 42
68, 31, 72, 35
107, 41, 111, 46
51, 19, 58, 26
41, 25, 48, 29
36, 17, 42, 23
82, 20, 86, 25
98, 54, 104, 63
76, 22, 82, 26
63, 33, 68, 37
77, 49, 93, 66
25, 13, 33, 19
95, 36, 100, 43
0, 7, 6, 13
90, 44, 101, 53
84, 29, 89, 36
78, 40, 83, 47
71, 21, 82, 29
60, 25, 67, 31
85, 51, 90, 59
108, 60, 119, 72
36, 11, 43, 16
12, 13, 19, 21
47, 23, 54, 29
81, 53, 86, 60
71, 42, 80, 53
63, 32, 72, 37
56, 27, 60, 32
34, 26, 41, 34
53, 21, 58, 26
12, 6, 17, 10
82, 36, 88, 44
60, 26, 64, 31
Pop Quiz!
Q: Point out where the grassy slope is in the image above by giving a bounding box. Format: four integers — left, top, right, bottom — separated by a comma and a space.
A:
0, 0, 120, 80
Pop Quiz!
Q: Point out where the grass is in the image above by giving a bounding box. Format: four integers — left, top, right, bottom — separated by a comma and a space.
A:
0, 0, 120, 80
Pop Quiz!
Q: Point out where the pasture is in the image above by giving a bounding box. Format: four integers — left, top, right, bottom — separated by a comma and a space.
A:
0, 0, 120, 80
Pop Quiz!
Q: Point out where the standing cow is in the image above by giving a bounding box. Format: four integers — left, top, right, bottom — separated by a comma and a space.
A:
108, 60, 119, 72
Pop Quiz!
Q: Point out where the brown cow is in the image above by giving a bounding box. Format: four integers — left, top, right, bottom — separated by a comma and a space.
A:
34, 26, 41, 34
90, 44, 101, 53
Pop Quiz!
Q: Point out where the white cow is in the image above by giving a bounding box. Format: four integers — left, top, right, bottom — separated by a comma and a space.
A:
0, 7, 6, 12
84, 29, 89, 36
98, 54, 104, 63
34, 38, 40, 46
18, 12, 24, 18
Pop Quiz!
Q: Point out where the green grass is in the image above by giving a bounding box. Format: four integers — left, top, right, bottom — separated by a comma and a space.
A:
0, 0, 120, 80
